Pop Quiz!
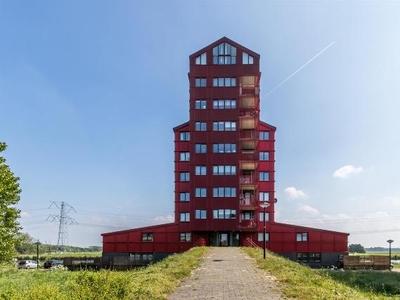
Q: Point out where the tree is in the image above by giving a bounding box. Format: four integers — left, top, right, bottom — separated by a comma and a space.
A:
14, 232, 36, 254
349, 243, 366, 253
0, 142, 21, 263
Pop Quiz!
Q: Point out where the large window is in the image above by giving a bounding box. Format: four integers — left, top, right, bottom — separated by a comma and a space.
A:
213, 143, 236, 153
213, 43, 237, 65
259, 192, 269, 201
213, 165, 236, 175
180, 212, 190, 222
195, 100, 207, 109
242, 52, 254, 65
195, 52, 207, 65
180, 192, 190, 202
179, 152, 190, 161
195, 78, 206, 87
213, 187, 236, 197
296, 233, 308, 242
195, 166, 207, 175
213, 99, 236, 109
257, 233, 269, 242
195, 144, 207, 153
142, 233, 153, 242
213, 209, 236, 219
179, 172, 190, 182
213, 121, 236, 131
259, 151, 270, 161
195, 122, 207, 131
260, 172, 269, 181
180, 232, 192, 242
180, 132, 190, 141
195, 188, 207, 197
241, 211, 254, 220
195, 210, 207, 219
260, 131, 270, 140
213, 77, 236, 87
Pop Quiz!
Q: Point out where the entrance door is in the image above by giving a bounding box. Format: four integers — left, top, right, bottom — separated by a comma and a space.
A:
219, 233, 229, 246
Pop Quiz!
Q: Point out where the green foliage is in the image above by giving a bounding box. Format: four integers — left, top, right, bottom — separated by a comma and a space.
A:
0, 142, 22, 263
243, 247, 399, 299
349, 244, 366, 253
0, 247, 208, 299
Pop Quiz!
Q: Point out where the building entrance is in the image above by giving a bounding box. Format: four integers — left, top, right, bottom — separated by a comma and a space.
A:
210, 232, 240, 247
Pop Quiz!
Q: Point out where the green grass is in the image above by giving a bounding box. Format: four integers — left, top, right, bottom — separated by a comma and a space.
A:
0, 247, 208, 300
243, 247, 400, 300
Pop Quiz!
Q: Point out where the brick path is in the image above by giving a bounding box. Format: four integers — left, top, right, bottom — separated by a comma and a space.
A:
168, 247, 284, 299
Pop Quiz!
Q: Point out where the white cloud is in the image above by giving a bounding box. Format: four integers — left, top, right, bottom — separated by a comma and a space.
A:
299, 205, 319, 216
333, 165, 363, 179
20, 211, 30, 218
284, 187, 308, 200
154, 215, 174, 223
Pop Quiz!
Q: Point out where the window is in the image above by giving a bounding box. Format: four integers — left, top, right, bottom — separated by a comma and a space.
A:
213, 121, 236, 131
260, 152, 270, 161
180, 232, 192, 242
242, 52, 254, 64
213, 99, 236, 109
260, 172, 269, 181
180, 212, 190, 222
195, 122, 207, 131
180, 192, 190, 202
195, 188, 207, 197
213, 77, 236, 87
259, 192, 269, 201
180, 132, 190, 141
180, 172, 190, 182
195, 100, 207, 109
195, 166, 207, 175
195, 210, 207, 219
195, 52, 207, 65
213, 143, 236, 153
213, 165, 236, 175
241, 211, 254, 220
296, 253, 320, 263
260, 131, 269, 140
296, 233, 308, 242
259, 212, 269, 222
213, 43, 237, 65
213, 187, 236, 197
180, 152, 190, 161
195, 144, 207, 153
195, 78, 206, 87
257, 233, 269, 242
142, 233, 153, 242
213, 209, 236, 219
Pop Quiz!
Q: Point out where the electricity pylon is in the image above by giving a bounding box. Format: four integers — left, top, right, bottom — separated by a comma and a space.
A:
47, 201, 77, 252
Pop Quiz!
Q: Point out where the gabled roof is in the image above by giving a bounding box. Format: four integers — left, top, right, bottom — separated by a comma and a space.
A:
173, 121, 189, 132
190, 36, 260, 59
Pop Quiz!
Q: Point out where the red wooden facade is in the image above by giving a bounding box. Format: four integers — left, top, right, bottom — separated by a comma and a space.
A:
102, 37, 348, 267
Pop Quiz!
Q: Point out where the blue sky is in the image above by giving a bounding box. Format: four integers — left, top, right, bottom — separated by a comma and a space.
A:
1, 1, 399, 248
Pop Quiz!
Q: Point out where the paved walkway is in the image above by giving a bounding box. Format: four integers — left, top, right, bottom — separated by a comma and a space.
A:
168, 247, 284, 300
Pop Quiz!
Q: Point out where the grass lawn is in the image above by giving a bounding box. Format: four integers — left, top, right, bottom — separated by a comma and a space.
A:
243, 247, 400, 300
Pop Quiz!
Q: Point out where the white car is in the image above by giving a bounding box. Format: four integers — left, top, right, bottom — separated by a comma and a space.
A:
18, 260, 40, 269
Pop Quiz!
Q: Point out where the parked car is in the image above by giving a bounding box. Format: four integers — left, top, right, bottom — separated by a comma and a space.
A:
43, 259, 64, 269
18, 260, 40, 269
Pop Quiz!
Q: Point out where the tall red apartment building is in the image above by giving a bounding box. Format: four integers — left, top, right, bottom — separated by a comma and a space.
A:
102, 37, 348, 267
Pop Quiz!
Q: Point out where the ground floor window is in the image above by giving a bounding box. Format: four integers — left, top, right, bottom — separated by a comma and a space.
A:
130, 253, 154, 263
257, 232, 269, 242
296, 252, 321, 263
180, 232, 192, 242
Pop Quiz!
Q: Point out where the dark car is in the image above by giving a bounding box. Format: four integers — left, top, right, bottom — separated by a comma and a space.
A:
43, 259, 63, 269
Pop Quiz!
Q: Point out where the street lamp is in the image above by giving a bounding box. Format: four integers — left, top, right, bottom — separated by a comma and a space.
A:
260, 202, 270, 259
34, 241, 41, 269
387, 239, 394, 270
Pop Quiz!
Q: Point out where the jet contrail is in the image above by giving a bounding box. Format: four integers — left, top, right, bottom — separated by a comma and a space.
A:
263, 41, 336, 98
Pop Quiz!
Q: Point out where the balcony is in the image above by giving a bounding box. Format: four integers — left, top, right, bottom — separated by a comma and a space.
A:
239, 112, 258, 130
239, 196, 257, 209
240, 95, 257, 109
238, 219, 257, 231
